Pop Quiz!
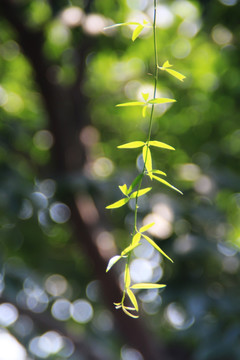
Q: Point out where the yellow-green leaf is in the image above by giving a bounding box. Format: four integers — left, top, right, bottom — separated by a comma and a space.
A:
152, 175, 183, 195
127, 288, 139, 311
150, 170, 167, 176
141, 92, 149, 101
139, 222, 155, 233
143, 19, 149, 25
132, 232, 141, 245
106, 255, 123, 272
142, 234, 174, 263
104, 22, 140, 30
162, 60, 172, 68
132, 24, 144, 41
130, 187, 152, 199
127, 174, 143, 194
119, 184, 128, 195
122, 305, 139, 318
166, 68, 186, 82
106, 197, 129, 209
117, 141, 145, 149
142, 145, 152, 178
125, 266, 131, 288
131, 283, 166, 289
148, 98, 176, 104
149, 140, 175, 150
116, 101, 145, 107
121, 243, 140, 256
142, 105, 148, 118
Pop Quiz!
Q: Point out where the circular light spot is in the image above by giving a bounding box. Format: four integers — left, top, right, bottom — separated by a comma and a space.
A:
211, 24, 233, 45
3, 92, 24, 114
93, 310, 113, 332
51, 299, 71, 321
130, 259, 153, 283
194, 175, 214, 195
127, 0, 148, 10
0, 332, 26, 360
83, 14, 106, 35
178, 163, 201, 181
33, 130, 54, 151
0, 303, 18, 327
0, 86, 8, 106
143, 213, 172, 239
86, 280, 100, 302
92, 157, 114, 178
31, 192, 48, 209
45, 274, 68, 297
39, 179, 56, 198
71, 299, 93, 323
49, 202, 71, 224
121, 346, 143, 360
171, 38, 191, 59
61, 7, 83, 27
38, 331, 63, 355
218, 0, 237, 6
18, 199, 33, 220
147, 5, 174, 29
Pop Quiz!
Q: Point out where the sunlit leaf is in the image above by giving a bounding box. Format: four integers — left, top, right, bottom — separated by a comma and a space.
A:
142, 105, 148, 118
117, 141, 145, 149
122, 305, 139, 318
106, 255, 123, 272
131, 283, 166, 289
165, 68, 186, 82
130, 187, 152, 199
104, 22, 140, 30
142, 234, 174, 263
162, 60, 172, 68
149, 170, 167, 176
106, 197, 129, 209
142, 145, 152, 178
149, 140, 175, 150
148, 98, 176, 104
127, 288, 139, 311
139, 222, 155, 233
132, 24, 144, 41
143, 19, 149, 25
141, 92, 149, 101
119, 184, 128, 195
116, 101, 145, 107
132, 232, 141, 245
127, 174, 143, 194
125, 266, 131, 288
152, 175, 183, 195
121, 242, 140, 256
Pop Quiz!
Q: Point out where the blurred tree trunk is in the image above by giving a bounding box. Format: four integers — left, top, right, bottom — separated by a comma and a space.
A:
0, 1, 191, 360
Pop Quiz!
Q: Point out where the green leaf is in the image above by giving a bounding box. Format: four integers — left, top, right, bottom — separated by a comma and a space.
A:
139, 222, 155, 233
119, 184, 128, 195
132, 232, 141, 245
106, 255, 124, 272
127, 174, 143, 194
132, 24, 144, 41
116, 101, 145, 107
150, 170, 167, 176
122, 305, 139, 318
142, 105, 148, 118
142, 145, 152, 178
130, 187, 152, 199
152, 175, 183, 195
141, 92, 149, 102
148, 98, 176, 104
121, 242, 140, 256
125, 266, 131, 288
127, 288, 139, 311
142, 234, 174, 263
166, 68, 186, 82
149, 140, 175, 150
117, 141, 145, 149
106, 197, 129, 209
131, 283, 166, 289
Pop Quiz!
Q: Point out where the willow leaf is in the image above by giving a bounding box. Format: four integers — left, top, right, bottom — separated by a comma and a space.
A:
150, 170, 167, 176
125, 266, 131, 288
142, 145, 152, 178
149, 140, 175, 150
130, 187, 152, 199
106, 255, 123, 272
117, 141, 145, 149
106, 197, 129, 209
162, 60, 172, 68
121, 242, 140, 256
142, 234, 174, 263
104, 22, 140, 30
127, 174, 143, 194
132, 232, 141, 245
132, 24, 144, 41
142, 105, 148, 118
139, 222, 155, 233
119, 184, 128, 195
127, 288, 139, 311
165, 68, 186, 82
148, 98, 176, 104
141, 92, 149, 102
122, 305, 139, 318
116, 101, 145, 107
131, 283, 166, 289
152, 175, 183, 195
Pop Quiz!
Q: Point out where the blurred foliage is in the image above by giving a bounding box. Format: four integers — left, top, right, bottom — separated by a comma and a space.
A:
0, 0, 240, 360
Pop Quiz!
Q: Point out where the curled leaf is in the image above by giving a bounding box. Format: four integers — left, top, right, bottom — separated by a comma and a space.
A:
119, 184, 128, 195
132, 24, 144, 41
106, 197, 129, 209
127, 288, 139, 311
106, 255, 124, 272
122, 305, 139, 318
141, 93, 149, 102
